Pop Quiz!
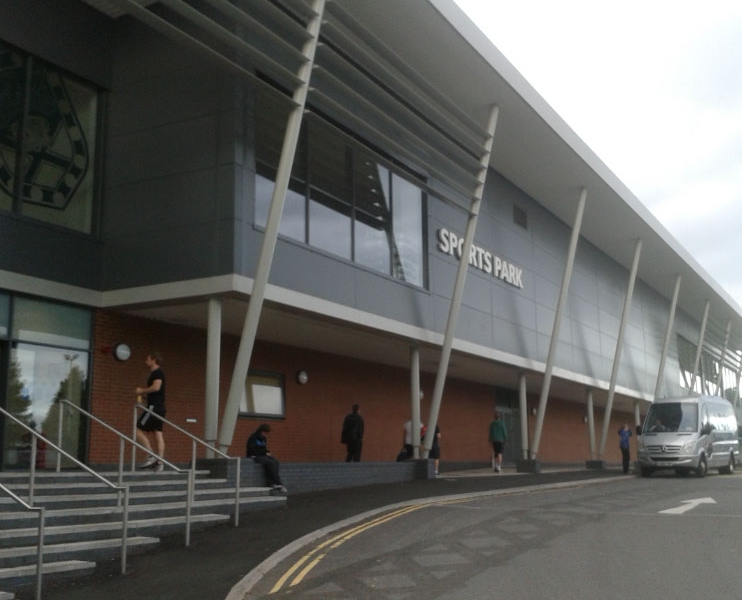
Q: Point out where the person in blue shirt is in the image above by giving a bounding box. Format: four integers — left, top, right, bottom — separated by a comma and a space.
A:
618, 422, 633, 474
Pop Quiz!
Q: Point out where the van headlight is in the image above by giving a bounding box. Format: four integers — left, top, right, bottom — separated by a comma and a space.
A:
638, 437, 646, 451
682, 441, 696, 453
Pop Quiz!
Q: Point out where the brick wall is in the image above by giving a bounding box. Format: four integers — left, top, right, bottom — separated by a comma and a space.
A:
90, 310, 631, 467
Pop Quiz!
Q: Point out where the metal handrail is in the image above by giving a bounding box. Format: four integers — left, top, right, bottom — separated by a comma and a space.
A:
0, 483, 44, 600
58, 399, 196, 545
0, 405, 131, 580
134, 403, 242, 526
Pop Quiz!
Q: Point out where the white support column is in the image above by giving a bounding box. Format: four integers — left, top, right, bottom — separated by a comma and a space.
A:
518, 373, 528, 460
689, 300, 710, 393
716, 320, 732, 395
204, 298, 222, 458
586, 389, 596, 460
633, 400, 641, 428
410, 346, 422, 459
598, 238, 642, 458
217, 0, 326, 451
422, 105, 500, 455
653, 274, 682, 400
530, 188, 586, 459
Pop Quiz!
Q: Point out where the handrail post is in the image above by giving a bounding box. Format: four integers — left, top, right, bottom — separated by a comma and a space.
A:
56, 401, 64, 472
131, 405, 138, 472
118, 437, 125, 497
35, 506, 45, 600
29, 436, 37, 505
121, 485, 129, 574
234, 456, 241, 527
185, 469, 193, 547
191, 439, 197, 471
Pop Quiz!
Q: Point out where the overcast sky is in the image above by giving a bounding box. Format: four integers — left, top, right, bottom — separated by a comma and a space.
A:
452, 0, 742, 309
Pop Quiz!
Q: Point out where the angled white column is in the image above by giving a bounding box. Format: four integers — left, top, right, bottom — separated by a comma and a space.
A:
653, 274, 682, 400
598, 238, 642, 458
716, 320, 732, 394
519, 373, 528, 460
530, 188, 586, 458
218, 0, 326, 451
586, 389, 596, 460
204, 298, 222, 458
422, 105, 500, 455
633, 400, 641, 425
410, 346, 422, 459
689, 300, 710, 393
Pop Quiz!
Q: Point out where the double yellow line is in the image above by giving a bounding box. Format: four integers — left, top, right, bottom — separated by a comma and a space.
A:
270, 503, 429, 593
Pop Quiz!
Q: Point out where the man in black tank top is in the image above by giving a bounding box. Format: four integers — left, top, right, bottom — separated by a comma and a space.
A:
135, 352, 166, 471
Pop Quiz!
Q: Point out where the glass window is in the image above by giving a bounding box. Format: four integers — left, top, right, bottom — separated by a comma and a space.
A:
354, 157, 391, 274
239, 372, 285, 417
253, 95, 426, 287
12, 297, 91, 349
0, 43, 98, 233
0, 44, 24, 213
391, 175, 424, 287
255, 169, 307, 242
3, 343, 88, 467
309, 188, 351, 259
0, 293, 8, 338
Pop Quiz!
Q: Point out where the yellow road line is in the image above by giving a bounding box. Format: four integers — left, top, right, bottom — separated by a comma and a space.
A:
270, 503, 430, 593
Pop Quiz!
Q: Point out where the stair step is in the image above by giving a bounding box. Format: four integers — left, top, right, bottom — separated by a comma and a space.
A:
0, 514, 229, 547
0, 486, 272, 510
0, 491, 281, 529
0, 536, 159, 568
0, 559, 96, 589
0, 590, 14, 599
0, 478, 234, 496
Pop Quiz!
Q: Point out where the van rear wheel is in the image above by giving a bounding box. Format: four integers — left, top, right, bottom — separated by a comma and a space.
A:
719, 454, 735, 475
695, 455, 707, 478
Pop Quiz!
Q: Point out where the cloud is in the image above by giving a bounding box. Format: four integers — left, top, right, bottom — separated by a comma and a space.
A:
453, 0, 742, 306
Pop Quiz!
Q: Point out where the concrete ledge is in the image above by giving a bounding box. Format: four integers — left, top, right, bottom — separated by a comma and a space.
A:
585, 460, 605, 469
516, 459, 541, 474
197, 458, 433, 494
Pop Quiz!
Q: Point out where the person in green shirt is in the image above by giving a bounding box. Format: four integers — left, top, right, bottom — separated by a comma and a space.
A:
488, 411, 508, 473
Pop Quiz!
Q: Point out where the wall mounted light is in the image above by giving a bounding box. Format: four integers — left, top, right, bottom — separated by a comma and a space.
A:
113, 343, 131, 362
296, 370, 309, 385
582, 415, 589, 424
530, 407, 537, 416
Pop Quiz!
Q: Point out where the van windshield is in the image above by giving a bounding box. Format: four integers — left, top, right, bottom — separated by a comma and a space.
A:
644, 402, 698, 433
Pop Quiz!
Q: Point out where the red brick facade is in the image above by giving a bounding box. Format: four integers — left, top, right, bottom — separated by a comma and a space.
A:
89, 310, 629, 466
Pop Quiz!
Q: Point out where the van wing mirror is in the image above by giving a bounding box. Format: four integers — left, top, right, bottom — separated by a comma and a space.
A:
636, 425, 642, 435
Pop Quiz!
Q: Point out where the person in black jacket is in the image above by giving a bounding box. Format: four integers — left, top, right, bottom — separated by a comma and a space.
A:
341, 404, 365, 462
246, 423, 286, 493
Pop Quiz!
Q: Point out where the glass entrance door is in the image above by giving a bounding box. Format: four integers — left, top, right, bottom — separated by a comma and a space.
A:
3, 343, 88, 468
498, 408, 522, 465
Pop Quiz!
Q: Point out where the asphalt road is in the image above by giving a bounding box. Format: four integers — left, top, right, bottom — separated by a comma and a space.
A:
240, 471, 742, 600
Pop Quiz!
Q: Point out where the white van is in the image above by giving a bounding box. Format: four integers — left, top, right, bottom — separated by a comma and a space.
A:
637, 395, 739, 477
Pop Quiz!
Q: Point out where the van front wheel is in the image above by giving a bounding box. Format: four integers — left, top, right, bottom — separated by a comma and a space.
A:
719, 454, 735, 475
695, 455, 707, 478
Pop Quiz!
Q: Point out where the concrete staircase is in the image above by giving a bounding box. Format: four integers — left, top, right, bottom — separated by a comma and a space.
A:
0, 468, 285, 599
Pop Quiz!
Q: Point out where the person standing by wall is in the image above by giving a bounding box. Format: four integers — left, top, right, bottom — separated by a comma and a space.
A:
618, 422, 633, 474
341, 404, 365, 462
489, 411, 507, 473
429, 424, 441, 476
135, 352, 166, 472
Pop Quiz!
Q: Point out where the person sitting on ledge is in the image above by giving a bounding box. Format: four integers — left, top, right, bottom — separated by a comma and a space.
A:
246, 423, 287, 494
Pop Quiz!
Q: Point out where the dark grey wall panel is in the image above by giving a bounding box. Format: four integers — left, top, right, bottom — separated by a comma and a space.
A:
0, 0, 112, 87
0, 217, 102, 289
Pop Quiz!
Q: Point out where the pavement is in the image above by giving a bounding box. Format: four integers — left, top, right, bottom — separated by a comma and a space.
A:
35, 466, 626, 600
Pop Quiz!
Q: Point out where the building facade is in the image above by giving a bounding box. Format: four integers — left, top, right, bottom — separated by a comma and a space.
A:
2, 0, 741, 470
